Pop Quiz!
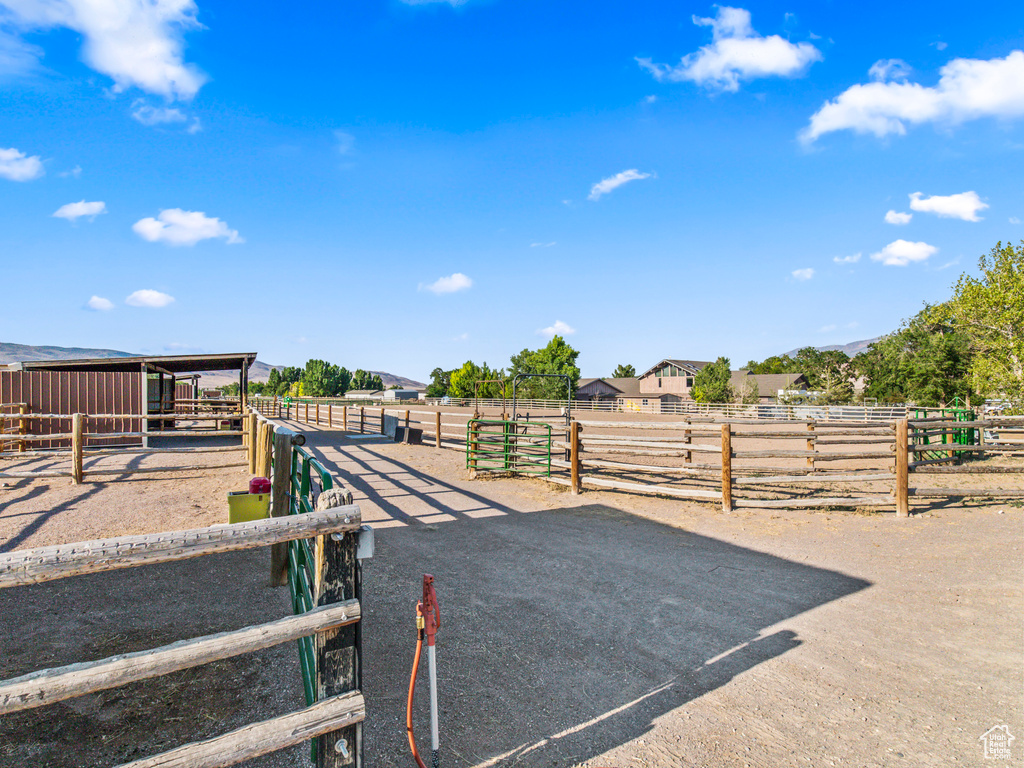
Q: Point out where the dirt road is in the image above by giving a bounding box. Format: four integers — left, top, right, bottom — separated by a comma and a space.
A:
0, 424, 1020, 767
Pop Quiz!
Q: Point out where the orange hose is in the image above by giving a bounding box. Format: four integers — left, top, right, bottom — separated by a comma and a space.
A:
407, 623, 428, 768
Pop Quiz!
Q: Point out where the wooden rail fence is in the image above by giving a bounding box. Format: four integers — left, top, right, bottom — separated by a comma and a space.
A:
0, 507, 365, 768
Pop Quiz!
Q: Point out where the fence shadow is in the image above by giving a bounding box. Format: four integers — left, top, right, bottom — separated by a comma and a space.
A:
359, 501, 870, 766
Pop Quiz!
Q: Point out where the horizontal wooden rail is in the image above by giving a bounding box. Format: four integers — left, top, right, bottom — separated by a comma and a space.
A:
113, 690, 364, 768
907, 488, 1024, 498
0, 601, 359, 715
84, 430, 244, 438
0, 506, 362, 588
732, 496, 892, 509
83, 463, 247, 477
0, 469, 72, 479
908, 443, 1020, 453
82, 446, 246, 456
581, 475, 721, 499
732, 472, 895, 485
912, 464, 1024, 474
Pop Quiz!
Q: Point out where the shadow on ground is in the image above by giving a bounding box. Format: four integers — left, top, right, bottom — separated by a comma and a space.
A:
294, 427, 873, 767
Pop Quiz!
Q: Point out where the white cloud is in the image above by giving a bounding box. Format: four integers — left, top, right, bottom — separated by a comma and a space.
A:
59, 165, 82, 178
1, 0, 207, 100
1011, 216, 1021, 224
802, 51, 1024, 143
453, 332, 469, 341
909, 191, 988, 221
792, 268, 815, 280
334, 130, 355, 155
131, 103, 187, 126
53, 200, 107, 221
420, 273, 472, 294
885, 210, 912, 225
530, 241, 556, 248
868, 58, 912, 83
819, 324, 837, 332
637, 6, 821, 92
126, 289, 175, 307
164, 341, 203, 352
539, 320, 576, 337
85, 295, 113, 311
833, 253, 861, 264
0, 28, 43, 75
933, 41, 948, 51
0, 146, 44, 181
870, 239, 937, 266
588, 169, 651, 201
133, 209, 243, 246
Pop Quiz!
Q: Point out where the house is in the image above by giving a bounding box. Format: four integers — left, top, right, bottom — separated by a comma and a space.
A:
382, 389, 420, 401
344, 389, 383, 400
638, 360, 710, 398
730, 372, 810, 403
577, 376, 677, 410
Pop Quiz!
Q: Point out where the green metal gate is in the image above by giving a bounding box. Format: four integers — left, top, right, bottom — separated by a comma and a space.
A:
466, 418, 553, 476
912, 398, 978, 460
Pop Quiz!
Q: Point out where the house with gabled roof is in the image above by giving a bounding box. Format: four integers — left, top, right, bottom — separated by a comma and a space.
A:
638, 359, 711, 398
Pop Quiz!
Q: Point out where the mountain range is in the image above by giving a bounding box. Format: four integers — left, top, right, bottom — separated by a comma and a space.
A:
0, 343, 426, 389
782, 337, 881, 358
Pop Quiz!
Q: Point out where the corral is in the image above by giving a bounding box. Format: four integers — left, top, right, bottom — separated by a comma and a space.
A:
1, 396, 1021, 766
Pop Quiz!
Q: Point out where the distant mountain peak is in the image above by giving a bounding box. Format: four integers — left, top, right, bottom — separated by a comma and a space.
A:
782, 337, 881, 358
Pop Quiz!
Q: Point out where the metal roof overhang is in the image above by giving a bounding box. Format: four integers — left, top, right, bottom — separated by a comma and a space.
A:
7, 353, 257, 375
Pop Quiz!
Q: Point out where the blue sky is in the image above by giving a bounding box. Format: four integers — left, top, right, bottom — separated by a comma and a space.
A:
2, 0, 1022, 381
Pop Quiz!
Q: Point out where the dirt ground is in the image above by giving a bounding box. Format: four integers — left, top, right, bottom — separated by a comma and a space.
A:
1, 422, 1021, 767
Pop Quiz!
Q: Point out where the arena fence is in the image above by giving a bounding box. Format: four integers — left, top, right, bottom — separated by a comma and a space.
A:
0, 504, 365, 768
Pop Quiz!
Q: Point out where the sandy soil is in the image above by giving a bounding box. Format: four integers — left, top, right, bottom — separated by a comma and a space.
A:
1, 422, 1021, 768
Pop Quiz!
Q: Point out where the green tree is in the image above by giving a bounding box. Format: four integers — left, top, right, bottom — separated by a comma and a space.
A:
301, 359, 347, 397
448, 361, 504, 399
425, 367, 452, 398
744, 355, 796, 374
937, 241, 1024, 403
691, 357, 734, 403
508, 336, 581, 400
740, 378, 760, 404
856, 308, 974, 406
611, 364, 635, 378
350, 369, 374, 390
266, 368, 281, 394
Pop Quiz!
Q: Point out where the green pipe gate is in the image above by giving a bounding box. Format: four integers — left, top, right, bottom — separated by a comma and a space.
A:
466, 418, 553, 476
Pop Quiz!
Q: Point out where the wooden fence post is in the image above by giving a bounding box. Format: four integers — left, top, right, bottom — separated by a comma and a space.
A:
18, 404, 27, 453
721, 423, 732, 512
261, 422, 274, 479
313, 497, 362, 767
683, 419, 691, 464
305, 403, 310, 423
806, 419, 816, 469
359, 407, 364, 434
71, 413, 83, 485
435, 412, 441, 448
270, 428, 293, 586
328, 404, 332, 427
255, 422, 267, 479
570, 420, 581, 495
248, 414, 258, 475
380, 408, 385, 435
896, 418, 910, 518
316, 403, 320, 426
404, 410, 410, 443
343, 405, 348, 431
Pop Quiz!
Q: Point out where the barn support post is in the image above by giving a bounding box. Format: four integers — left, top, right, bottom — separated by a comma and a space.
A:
313, 496, 362, 768
570, 420, 581, 495
141, 363, 149, 449
721, 423, 732, 512
248, 414, 258, 475
269, 427, 295, 586
18, 404, 27, 453
71, 413, 83, 485
896, 418, 910, 518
